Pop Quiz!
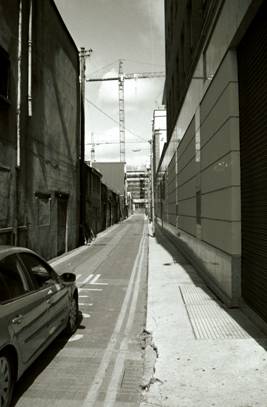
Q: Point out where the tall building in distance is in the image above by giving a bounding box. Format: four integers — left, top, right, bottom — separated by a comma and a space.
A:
126, 166, 149, 211
152, 108, 167, 174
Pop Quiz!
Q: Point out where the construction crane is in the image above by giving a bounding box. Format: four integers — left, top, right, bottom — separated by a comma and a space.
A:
87, 60, 165, 162
86, 140, 150, 160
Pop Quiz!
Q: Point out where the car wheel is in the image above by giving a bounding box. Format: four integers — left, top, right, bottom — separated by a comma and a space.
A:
66, 296, 78, 334
0, 354, 14, 407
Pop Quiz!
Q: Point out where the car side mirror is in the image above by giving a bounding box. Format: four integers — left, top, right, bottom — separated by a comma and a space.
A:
61, 272, 76, 283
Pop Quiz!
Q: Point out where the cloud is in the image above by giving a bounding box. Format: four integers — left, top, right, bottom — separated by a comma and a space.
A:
96, 69, 164, 109
84, 126, 151, 166
138, 0, 165, 36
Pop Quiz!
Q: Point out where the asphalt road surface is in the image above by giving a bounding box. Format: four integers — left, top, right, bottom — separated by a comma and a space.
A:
12, 214, 148, 407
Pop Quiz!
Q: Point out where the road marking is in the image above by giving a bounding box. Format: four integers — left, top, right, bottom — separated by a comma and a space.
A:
104, 226, 146, 406
69, 334, 84, 342
82, 223, 146, 407
82, 313, 91, 318
79, 295, 89, 298
90, 274, 108, 285
79, 303, 93, 306
76, 274, 82, 280
78, 288, 103, 292
82, 274, 94, 284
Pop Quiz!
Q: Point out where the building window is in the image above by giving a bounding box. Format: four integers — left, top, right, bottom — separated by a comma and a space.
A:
0, 46, 10, 104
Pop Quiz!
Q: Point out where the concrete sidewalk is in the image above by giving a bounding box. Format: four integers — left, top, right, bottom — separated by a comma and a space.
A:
141, 225, 267, 407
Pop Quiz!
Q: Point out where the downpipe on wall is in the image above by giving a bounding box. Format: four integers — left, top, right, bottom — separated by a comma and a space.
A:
14, 0, 23, 245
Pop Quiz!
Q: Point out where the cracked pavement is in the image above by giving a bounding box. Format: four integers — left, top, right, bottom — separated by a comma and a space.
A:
140, 224, 267, 407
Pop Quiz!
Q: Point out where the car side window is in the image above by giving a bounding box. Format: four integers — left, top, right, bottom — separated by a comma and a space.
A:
0, 255, 28, 302
19, 253, 57, 290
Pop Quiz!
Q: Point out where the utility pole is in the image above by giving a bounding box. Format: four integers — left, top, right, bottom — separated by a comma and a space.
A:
79, 47, 92, 245
118, 60, 125, 162
149, 139, 155, 236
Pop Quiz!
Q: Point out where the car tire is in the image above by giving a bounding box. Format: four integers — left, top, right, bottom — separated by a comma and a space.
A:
0, 353, 14, 407
66, 295, 79, 335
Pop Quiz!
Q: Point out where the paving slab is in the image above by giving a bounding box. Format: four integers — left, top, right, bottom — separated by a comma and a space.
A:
141, 225, 267, 407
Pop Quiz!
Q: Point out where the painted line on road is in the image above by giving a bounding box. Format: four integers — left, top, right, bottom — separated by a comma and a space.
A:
79, 288, 103, 292
81, 274, 94, 284
79, 303, 93, 306
82, 223, 146, 407
104, 225, 147, 406
69, 334, 84, 342
90, 274, 108, 285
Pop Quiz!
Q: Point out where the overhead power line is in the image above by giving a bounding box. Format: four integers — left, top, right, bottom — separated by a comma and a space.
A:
88, 59, 120, 77
85, 97, 148, 143
87, 60, 165, 161
124, 58, 165, 68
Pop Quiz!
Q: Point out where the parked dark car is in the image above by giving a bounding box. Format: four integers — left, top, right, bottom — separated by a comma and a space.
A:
0, 246, 79, 407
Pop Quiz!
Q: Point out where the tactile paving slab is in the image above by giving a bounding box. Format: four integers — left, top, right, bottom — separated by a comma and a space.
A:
179, 285, 265, 340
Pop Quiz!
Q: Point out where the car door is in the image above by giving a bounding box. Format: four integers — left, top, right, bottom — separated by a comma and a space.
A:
0, 254, 50, 365
19, 253, 70, 339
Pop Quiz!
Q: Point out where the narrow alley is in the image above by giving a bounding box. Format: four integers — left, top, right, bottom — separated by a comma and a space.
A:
12, 214, 148, 407
1, 1, 267, 407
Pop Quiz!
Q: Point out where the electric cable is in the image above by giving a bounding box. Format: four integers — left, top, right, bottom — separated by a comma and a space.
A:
88, 59, 120, 77
85, 98, 149, 143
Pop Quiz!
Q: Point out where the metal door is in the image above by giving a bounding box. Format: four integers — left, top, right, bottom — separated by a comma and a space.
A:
237, 1, 267, 322
57, 195, 68, 256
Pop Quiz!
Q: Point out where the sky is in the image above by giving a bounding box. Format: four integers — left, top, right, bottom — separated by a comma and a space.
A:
54, 0, 165, 167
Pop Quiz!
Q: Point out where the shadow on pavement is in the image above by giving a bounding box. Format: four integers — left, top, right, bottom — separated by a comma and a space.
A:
153, 226, 267, 352
11, 311, 83, 406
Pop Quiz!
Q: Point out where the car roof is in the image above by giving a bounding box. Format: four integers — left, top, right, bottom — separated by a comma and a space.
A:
0, 246, 35, 261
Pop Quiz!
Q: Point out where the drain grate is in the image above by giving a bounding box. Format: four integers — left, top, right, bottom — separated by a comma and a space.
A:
179, 286, 265, 340
120, 360, 143, 394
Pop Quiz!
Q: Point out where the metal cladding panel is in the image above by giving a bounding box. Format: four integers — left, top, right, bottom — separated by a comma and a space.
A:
237, 1, 267, 323
167, 153, 176, 226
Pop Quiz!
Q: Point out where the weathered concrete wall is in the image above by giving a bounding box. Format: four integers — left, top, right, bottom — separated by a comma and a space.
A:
84, 164, 102, 237
24, 0, 80, 259
1, 0, 80, 259
0, 0, 30, 246
84, 164, 123, 240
